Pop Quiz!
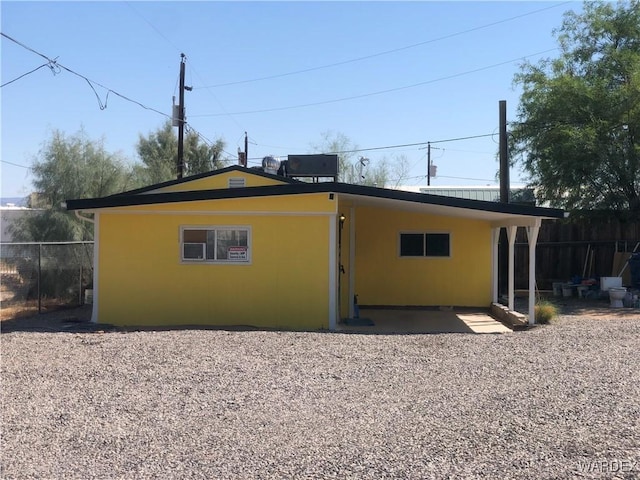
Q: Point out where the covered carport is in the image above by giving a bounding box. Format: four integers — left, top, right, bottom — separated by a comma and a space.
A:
333, 185, 565, 330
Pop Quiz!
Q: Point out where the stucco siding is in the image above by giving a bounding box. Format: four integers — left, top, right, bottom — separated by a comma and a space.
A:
97, 194, 335, 329
353, 206, 492, 307
148, 170, 287, 194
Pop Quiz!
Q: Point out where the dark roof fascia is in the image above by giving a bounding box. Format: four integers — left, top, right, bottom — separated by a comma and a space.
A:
335, 183, 565, 218
107, 165, 300, 197
66, 182, 565, 218
68, 183, 325, 210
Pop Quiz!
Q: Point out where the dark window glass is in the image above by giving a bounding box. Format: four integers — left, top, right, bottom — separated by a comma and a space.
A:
426, 233, 450, 257
183, 243, 205, 259
400, 234, 424, 256
183, 229, 206, 242
182, 228, 250, 262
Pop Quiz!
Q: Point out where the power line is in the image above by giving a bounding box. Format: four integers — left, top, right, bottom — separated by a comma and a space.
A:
1, 160, 31, 169
184, 124, 236, 159
1, 31, 171, 119
325, 133, 495, 155
188, 64, 247, 133
121, 4, 249, 147
244, 133, 495, 157
194, 2, 571, 89
1, 63, 52, 88
238, 133, 497, 158
124, 1, 183, 54
437, 175, 497, 183
190, 48, 558, 117
1, 32, 220, 155
430, 133, 495, 145
0, 32, 52, 63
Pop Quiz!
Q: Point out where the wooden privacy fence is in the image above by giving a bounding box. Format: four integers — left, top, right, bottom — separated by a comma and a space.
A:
512, 217, 640, 290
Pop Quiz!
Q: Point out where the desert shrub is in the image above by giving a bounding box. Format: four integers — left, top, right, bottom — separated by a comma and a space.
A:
535, 300, 558, 324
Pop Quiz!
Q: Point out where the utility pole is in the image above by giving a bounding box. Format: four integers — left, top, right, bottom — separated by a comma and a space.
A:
177, 53, 188, 179
498, 100, 509, 296
427, 142, 431, 186
499, 100, 509, 203
244, 132, 248, 167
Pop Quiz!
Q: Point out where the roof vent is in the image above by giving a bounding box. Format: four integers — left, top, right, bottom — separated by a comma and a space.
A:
228, 177, 246, 188
262, 156, 280, 175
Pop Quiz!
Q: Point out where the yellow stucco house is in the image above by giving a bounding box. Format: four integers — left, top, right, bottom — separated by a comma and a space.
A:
66, 166, 564, 330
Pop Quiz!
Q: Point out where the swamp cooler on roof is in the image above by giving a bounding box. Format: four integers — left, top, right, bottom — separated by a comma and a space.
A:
282, 154, 338, 177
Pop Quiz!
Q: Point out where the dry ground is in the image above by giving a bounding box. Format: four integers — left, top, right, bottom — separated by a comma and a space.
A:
1, 301, 639, 479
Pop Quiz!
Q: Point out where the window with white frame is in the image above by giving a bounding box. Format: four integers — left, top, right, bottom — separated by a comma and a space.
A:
181, 227, 251, 263
399, 232, 450, 257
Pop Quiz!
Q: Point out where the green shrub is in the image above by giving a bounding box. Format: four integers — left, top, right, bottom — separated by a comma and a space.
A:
535, 300, 558, 324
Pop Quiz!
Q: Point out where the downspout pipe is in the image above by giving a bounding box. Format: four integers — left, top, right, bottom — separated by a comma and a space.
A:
61, 202, 95, 225
74, 209, 95, 224
69, 206, 98, 323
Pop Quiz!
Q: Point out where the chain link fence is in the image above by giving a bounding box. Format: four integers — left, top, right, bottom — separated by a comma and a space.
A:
1, 242, 93, 319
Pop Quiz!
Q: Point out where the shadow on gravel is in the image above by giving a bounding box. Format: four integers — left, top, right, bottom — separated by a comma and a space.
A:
0, 305, 118, 334
515, 296, 640, 318
6, 298, 636, 335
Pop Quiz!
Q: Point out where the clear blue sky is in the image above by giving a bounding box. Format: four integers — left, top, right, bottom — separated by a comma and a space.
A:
1, 1, 581, 198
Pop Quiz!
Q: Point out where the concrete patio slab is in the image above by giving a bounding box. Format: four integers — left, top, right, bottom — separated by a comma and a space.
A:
338, 308, 512, 334
456, 312, 512, 334
337, 308, 512, 334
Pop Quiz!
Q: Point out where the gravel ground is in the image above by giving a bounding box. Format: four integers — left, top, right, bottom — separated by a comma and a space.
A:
2, 308, 640, 479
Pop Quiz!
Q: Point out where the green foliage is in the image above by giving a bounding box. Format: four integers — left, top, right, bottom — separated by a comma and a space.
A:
535, 300, 559, 324
310, 130, 391, 186
511, 1, 640, 213
11, 123, 227, 242
11, 129, 136, 242
9, 210, 84, 242
135, 121, 226, 185
31, 129, 136, 210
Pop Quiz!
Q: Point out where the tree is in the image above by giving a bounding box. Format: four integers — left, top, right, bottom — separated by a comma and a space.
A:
10, 129, 135, 241
511, 0, 640, 213
310, 130, 390, 186
135, 121, 226, 185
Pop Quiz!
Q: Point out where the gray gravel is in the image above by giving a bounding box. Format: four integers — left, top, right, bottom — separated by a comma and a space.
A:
2, 315, 640, 479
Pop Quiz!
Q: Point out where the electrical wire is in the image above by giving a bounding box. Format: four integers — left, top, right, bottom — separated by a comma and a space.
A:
190, 48, 559, 117
429, 133, 496, 145
188, 63, 247, 133
324, 133, 495, 155
1, 31, 172, 119
122, 3, 249, 144
1, 31, 220, 156
194, 1, 571, 89
1, 160, 31, 169
184, 124, 236, 159
1, 63, 51, 88
125, 1, 183, 54
437, 175, 497, 182
0, 32, 52, 63
243, 133, 495, 158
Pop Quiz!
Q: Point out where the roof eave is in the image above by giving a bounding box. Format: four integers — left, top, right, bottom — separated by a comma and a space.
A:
66, 182, 565, 219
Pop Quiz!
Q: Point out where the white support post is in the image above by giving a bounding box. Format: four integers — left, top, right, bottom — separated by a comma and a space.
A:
507, 225, 518, 311
492, 227, 500, 303
91, 213, 100, 324
328, 214, 338, 331
348, 207, 356, 319
527, 219, 541, 325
